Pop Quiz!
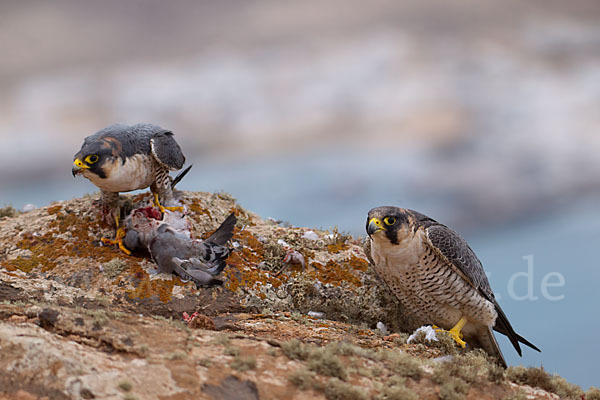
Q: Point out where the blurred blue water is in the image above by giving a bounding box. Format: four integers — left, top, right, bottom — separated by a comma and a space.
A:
469, 204, 600, 390
1, 154, 598, 390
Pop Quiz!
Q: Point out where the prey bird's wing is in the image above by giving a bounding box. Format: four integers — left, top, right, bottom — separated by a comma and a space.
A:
205, 213, 237, 246
150, 130, 185, 170
171, 258, 224, 287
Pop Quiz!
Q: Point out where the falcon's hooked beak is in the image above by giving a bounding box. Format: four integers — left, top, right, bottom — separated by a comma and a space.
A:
72, 158, 89, 177
367, 218, 386, 235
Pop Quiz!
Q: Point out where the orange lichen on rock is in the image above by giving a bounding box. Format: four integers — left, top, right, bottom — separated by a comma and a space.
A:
346, 254, 369, 271
7, 205, 134, 274
126, 262, 186, 302
224, 239, 289, 293
227, 205, 256, 227
47, 204, 63, 215
188, 199, 212, 219
309, 255, 368, 288
224, 263, 286, 296
7, 233, 71, 272
234, 230, 264, 256
4, 256, 45, 273
48, 209, 129, 262
127, 275, 185, 302
327, 242, 349, 253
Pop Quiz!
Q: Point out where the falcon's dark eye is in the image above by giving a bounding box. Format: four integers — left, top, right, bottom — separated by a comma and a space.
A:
383, 216, 396, 226
85, 154, 99, 164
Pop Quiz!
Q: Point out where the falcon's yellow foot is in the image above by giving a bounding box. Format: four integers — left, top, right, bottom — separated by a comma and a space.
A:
101, 215, 131, 255
153, 193, 184, 214
434, 317, 468, 348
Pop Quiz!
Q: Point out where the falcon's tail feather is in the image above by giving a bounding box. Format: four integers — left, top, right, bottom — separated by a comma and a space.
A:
477, 326, 507, 368
492, 299, 541, 355
171, 165, 193, 188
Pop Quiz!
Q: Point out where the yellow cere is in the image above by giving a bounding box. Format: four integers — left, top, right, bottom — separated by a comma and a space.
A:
73, 158, 90, 169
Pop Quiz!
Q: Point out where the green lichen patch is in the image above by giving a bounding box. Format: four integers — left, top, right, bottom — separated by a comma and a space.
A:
102, 258, 129, 279
308, 346, 348, 381
288, 368, 317, 390
586, 387, 600, 400
429, 350, 507, 400
434, 350, 502, 385
375, 376, 419, 400
281, 339, 313, 361
323, 378, 368, 400
118, 380, 133, 392
505, 365, 583, 399
386, 350, 423, 379
436, 376, 469, 400
231, 355, 257, 372
0, 206, 18, 218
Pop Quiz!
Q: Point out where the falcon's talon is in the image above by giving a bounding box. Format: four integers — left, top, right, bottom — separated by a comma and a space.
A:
434, 327, 467, 348
163, 205, 184, 213
101, 227, 131, 255
153, 193, 183, 215
434, 317, 468, 348
449, 332, 467, 348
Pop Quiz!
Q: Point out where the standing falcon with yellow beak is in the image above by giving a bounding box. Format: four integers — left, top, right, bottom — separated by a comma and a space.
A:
365, 206, 540, 366
72, 123, 186, 254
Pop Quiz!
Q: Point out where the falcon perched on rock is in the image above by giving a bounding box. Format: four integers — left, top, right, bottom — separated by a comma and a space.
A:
72, 123, 187, 253
123, 208, 236, 286
365, 206, 540, 366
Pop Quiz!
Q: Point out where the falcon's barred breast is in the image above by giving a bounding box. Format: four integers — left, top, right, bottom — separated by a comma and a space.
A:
365, 206, 540, 366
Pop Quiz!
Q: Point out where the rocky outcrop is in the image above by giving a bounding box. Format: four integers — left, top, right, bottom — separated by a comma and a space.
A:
0, 193, 594, 399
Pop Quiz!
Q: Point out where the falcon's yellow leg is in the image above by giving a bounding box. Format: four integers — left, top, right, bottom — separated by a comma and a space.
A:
101, 215, 131, 255
434, 316, 468, 348
153, 193, 184, 213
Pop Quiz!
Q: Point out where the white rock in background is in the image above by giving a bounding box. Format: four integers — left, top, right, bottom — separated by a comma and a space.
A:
302, 230, 319, 241
21, 204, 37, 212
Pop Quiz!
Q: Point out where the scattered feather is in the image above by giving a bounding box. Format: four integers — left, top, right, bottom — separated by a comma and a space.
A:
376, 321, 389, 336
407, 326, 438, 344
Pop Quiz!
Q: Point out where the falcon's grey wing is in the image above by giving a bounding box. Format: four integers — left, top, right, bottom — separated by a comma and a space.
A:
424, 222, 540, 355
150, 130, 185, 170
424, 223, 493, 299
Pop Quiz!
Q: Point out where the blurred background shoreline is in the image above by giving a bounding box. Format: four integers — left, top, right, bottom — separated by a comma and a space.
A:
1, 0, 599, 389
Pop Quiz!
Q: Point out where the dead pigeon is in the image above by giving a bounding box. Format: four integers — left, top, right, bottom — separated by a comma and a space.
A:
123, 207, 236, 286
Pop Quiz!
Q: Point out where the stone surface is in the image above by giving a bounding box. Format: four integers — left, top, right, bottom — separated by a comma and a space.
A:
0, 192, 583, 399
